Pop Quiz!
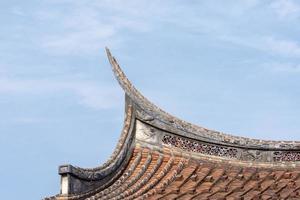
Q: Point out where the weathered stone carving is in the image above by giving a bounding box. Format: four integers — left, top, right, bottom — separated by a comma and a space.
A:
274, 151, 300, 162
162, 134, 238, 158
135, 120, 157, 144
240, 150, 263, 161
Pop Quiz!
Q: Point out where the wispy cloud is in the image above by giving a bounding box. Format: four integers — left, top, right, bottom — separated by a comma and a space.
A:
12, 0, 298, 59
220, 35, 300, 58
271, 0, 300, 19
0, 79, 121, 110
14, 117, 46, 124
265, 37, 300, 57
42, 28, 116, 55
11, 7, 26, 16
37, 9, 116, 55
35, 1, 152, 55
262, 62, 300, 73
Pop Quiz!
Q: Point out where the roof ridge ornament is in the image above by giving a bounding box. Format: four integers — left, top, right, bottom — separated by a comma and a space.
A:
105, 47, 300, 150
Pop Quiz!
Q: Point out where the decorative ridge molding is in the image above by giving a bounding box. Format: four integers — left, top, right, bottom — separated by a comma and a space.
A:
105, 47, 300, 150
135, 120, 300, 164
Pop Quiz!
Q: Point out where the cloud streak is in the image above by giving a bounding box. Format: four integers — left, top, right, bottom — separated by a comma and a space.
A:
35, 1, 153, 55
263, 62, 300, 73
220, 35, 300, 58
271, 0, 300, 19
265, 37, 300, 57
0, 79, 121, 110
11, 0, 298, 60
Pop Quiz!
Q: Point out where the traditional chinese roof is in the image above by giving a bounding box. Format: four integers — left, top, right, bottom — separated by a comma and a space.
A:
45, 48, 300, 200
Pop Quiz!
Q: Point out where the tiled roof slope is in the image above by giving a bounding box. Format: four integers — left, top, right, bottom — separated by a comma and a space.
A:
44, 48, 300, 200
48, 147, 300, 200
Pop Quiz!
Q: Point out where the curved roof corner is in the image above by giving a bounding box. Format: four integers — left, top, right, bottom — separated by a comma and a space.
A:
105, 47, 300, 151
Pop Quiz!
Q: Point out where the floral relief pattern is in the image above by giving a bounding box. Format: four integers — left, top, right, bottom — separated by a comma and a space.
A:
162, 135, 238, 158
274, 151, 300, 162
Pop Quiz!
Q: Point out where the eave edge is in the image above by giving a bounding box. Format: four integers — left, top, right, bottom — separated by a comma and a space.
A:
45, 96, 136, 199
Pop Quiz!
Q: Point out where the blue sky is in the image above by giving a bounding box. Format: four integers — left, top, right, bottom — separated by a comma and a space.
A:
1, 0, 300, 199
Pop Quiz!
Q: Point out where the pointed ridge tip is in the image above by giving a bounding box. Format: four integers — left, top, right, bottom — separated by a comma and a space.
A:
105, 47, 111, 57
104, 47, 130, 91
